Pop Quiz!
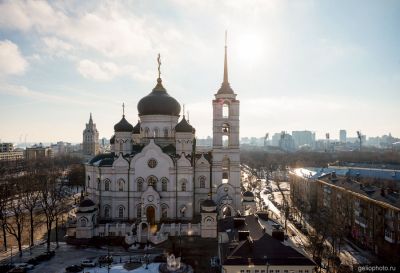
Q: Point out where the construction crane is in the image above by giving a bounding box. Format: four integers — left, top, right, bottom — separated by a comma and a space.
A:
264, 133, 269, 147
357, 131, 362, 151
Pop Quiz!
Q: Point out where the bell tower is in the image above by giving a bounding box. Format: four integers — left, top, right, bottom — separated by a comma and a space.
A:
211, 32, 241, 214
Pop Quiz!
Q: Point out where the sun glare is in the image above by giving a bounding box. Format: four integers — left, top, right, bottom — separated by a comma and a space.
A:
233, 32, 265, 66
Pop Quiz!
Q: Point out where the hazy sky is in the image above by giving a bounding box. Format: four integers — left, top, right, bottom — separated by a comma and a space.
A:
0, 0, 399, 143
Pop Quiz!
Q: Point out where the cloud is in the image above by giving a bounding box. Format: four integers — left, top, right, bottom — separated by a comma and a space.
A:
42, 36, 74, 53
0, 40, 28, 76
77, 59, 153, 82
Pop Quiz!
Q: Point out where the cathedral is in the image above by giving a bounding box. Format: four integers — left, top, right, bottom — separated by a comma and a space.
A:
72, 41, 251, 241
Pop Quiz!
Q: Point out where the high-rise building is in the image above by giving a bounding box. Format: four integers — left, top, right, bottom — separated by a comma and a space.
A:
292, 130, 315, 148
82, 113, 99, 159
340, 129, 347, 143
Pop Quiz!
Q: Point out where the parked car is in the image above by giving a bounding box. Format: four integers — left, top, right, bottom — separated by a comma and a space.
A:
98, 255, 113, 264
80, 259, 96, 267
27, 258, 39, 266
65, 265, 83, 273
8, 267, 26, 273
13, 263, 34, 271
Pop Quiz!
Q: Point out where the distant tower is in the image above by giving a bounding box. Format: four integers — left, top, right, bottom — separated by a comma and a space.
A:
339, 130, 347, 143
82, 113, 99, 159
212, 32, 241, 216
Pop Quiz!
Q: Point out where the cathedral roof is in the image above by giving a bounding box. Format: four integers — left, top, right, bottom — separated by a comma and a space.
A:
114, 116, 134, 132
79, 198, 95, 208
243, 191, 254, 197
137, 78, 181, 116
202, 199, 217, 207
133, 121, 141, 134
175, 116, 194, 133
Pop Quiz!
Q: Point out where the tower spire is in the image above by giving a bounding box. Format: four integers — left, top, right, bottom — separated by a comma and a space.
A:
89, 112, 93, 124
122, 103, 125, 117
223, 30, 228, 84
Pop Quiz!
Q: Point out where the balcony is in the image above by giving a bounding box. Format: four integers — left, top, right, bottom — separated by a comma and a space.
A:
355, 216, 367, 228
384, 230, 395, 244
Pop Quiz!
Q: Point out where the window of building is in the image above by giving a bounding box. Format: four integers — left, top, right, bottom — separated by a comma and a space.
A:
255, 270, 259, 273
145, 127, 150, 137
240, 271, 244, 273
222, 103, 229, 118
119, 142, 123, 152
154, 128, 159, 137
104, 206, 111, 218
148, 158, 157, 168
181, 182, 186, 191
222, 135, 229, 147
137, 205, 142, 219
164, 128, 169, 137
80, 218, 87, 227
161, 178, 168, 192
161, 205, 168, 219
97, 179, 100, 190
118, 206, 124, 218
222, 123, 230, 133
305, 271, 309, 273
147, 175, 158, 189
137, 177, 144, 192
199, 176, 206, 188
118, 179, 124, 191
246, 270, 250, 273
104, 180, 110, 191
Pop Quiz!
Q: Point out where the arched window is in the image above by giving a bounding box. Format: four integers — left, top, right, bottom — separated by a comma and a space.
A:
222, 123, 230, 133
80, 218, 87, 227
119, 141, 123, 152
222, 135, 229, 147
137, 204, 142, 219
118, 179, 124, 191
104, 205, 111, 219
180, 179, 187, 192
147, 175, 158, 189
136, 177, 144, 192
163, 128, 169, 138
154, 128, 159, 137
97, 178, 101, 190
145, 127, 150, 137
104, 179, 111, 191
222, 157, 230, 183
118, 206, 124, 218
161, 178, 168, 192
199, 176, 206, 188
222, 103, 229, 118
161, 205, 168, 219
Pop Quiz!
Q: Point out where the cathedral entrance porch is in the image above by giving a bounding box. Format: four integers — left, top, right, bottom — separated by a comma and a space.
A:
146, 205, 156, 225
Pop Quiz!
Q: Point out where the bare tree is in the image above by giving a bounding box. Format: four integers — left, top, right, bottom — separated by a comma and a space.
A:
20, 174, 41, 247
5, 185, 25, 257
0, 182, 11, 251
38, 169, 62, 252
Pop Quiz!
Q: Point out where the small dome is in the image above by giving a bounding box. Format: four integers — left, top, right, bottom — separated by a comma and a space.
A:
202, 199, 217, 207
137, 78, 181, 116
110, 135, 115, 144
243, 191, 254, 197
133, 121, 141, 134
114, 116, 134, 132
175, 116, 194, 133
79, 198, 95, 208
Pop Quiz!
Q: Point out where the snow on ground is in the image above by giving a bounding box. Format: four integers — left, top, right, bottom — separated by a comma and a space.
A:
82, 263, 161, 273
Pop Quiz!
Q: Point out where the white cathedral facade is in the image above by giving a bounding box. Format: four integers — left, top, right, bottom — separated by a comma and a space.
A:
69, 44, 253, 241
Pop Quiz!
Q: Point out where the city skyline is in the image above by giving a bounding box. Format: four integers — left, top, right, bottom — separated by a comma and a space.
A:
0, 0, 399, 143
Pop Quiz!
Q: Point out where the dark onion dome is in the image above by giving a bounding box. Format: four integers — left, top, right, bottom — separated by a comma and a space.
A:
79, 198, 95, 207
133, 121, 141, 134
243, 191, 254, 197
114, 115, 134, 132
202, 199, 217, 207
110, 135, 115, 144
175, 116, 194, 133
137, 78, 181, 116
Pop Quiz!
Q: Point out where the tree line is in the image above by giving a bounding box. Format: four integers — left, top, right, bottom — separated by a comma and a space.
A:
0, 156, 85, 256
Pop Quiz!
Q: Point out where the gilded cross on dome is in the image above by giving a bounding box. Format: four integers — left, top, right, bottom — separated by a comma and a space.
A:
157, 53, 161, 79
